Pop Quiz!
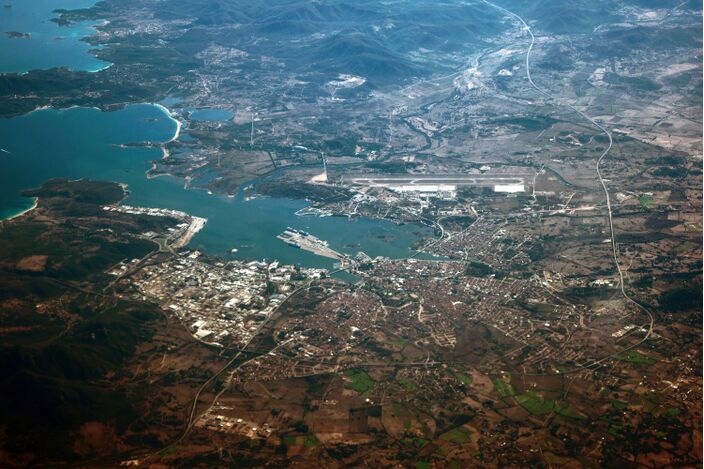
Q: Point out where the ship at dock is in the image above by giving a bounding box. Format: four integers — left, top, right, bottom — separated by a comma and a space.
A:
277, 228, 340, 259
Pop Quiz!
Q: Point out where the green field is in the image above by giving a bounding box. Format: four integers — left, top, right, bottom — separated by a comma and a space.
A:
492, 378, 515, 398
159, 446, 178, 456
641, 392, 661, 412
391, 337, 409, 348
612, 400, 628, 410
638, 194, 654, 208
608, 423, 626, 436
402, 436, 429, 449
398, 378, 418, 392
283, 434, 319, 448
303, 435, 319, 448
454, 372, 473, 385
555, 403, 585, 419
344, 369, 375, 394
516, 392, 555, 415
616, 350, 655, 366
155, 237, 171, 252
440, 426, 472, 443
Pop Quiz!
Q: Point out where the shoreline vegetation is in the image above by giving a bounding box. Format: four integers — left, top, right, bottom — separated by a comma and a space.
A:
0, 101, 179, 225
2, 177, 207, 249
105, 204, 207, 249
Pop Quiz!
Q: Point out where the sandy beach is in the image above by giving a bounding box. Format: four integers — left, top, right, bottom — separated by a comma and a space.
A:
152, 103, 182, 143
3, 197, 38, 221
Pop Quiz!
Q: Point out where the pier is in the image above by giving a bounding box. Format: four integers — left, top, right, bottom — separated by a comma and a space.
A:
277, 228, 343, 260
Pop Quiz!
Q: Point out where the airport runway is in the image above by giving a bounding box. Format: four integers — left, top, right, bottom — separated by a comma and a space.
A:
344, 175, 526, 186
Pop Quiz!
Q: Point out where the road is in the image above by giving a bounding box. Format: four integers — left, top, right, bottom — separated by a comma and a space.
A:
138, 6, 660, 462
144, 268, 351, 461
481, 0, 655, 369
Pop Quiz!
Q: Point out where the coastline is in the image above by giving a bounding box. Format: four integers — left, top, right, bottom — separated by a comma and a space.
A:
152, 103, 182, 143
88, 62, 112, 73
29, 104, 101, 115
2, 0, 108, 76
106, 204, 207, 249
145, 145, 173, 180
172, 216, 207, 249
2, 197, 38, 221
27, 103, 179, 135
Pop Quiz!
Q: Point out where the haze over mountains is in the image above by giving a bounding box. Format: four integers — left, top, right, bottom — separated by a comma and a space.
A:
159, 0, 509, 86
151, 0, 702, 87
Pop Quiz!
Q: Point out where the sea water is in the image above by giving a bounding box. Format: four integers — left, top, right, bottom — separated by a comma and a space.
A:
0, 0, 109, 73
0, 1, 432, 269
0, 105, 431, 268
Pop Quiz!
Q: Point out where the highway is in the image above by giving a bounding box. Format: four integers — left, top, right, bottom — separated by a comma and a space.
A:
136, 6, 662, 462
481, 0, 655, 368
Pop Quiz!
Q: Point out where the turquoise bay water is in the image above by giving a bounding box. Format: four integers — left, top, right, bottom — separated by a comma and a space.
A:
0, 0, 109, 73
0, 104, 174, 218
0, 105, 430, 268
0, 3, 431, 269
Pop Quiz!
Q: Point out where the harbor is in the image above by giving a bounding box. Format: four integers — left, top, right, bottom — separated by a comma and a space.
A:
277, 227, 344, 260
0, 104, 431, 269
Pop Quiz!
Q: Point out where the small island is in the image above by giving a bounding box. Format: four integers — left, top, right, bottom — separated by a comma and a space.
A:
5, 31, 31, 39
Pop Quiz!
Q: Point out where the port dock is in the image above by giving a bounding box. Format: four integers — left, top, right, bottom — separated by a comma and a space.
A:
277, 228, 343, 260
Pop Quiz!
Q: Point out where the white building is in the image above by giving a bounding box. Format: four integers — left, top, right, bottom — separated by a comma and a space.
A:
494, 184, 525, 193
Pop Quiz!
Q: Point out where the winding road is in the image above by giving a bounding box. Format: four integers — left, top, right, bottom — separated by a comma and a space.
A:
140, 6, 664, 462
481, 0, 655, 367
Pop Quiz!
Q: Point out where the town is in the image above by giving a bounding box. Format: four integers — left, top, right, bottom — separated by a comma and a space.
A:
116, 251, 326, 348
